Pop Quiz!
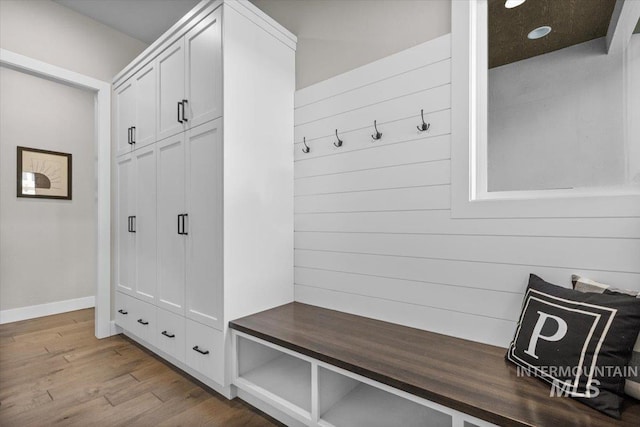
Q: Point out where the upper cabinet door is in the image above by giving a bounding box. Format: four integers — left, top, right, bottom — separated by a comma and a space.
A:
185, 9, 223, 129
185, 118, 223, 330
157, 39, 186, 141
133, 62, 157, 149
115, 81, 135, 157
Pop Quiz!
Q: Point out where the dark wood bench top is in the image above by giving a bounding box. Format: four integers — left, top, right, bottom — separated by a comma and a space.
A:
230, 302, 640, 427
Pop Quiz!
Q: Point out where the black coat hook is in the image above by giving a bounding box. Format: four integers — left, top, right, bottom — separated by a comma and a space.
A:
417, 109, 430, 132
302, 137, 310, 153
334, 129, 343, 147
371, 120, 382, 141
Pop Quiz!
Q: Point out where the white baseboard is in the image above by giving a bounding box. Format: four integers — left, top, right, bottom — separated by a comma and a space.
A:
110, 320, 123, 336
0, 296, 96, 324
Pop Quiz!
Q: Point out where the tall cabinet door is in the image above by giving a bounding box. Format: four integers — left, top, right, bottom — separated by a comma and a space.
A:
115, 81, 135, 157
184, 8, 222, 129
116, 154, 135, 296
133, 63, 157, 149
134, 145, 157, 303
185, 119, 223, 330
157, 39, 186, 141
157, 135, 186, 315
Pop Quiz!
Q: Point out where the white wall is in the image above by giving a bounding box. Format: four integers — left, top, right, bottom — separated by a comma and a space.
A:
293, 34, 640, 348
0, 0, 148, 82
488, 36, 640, 192
0, 68, 96, 311
250, 0, 451, 89
0, 0, 147, 314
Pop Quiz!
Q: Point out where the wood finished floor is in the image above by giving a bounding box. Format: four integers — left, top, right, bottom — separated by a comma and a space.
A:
0, 308, 282, 427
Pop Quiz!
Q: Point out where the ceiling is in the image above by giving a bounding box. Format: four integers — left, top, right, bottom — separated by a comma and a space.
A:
53, 0, 200, 44
488, 0, 617, 68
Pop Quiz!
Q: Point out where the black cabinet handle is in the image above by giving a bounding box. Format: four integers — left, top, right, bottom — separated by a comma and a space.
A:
161, 331, 175, 338
181, 99, 188, 122
177, 214, 188, 235
177, 101, 183, 123
127, 127, 131, 144
131, 126, 136, 144
192, 346, 209, 355
137, 319, 149, 325
181, 214, 188, 235
118, 309, 128, 315
127, 216, 136, 233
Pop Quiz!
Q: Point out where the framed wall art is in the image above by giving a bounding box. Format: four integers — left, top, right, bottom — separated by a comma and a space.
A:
17, 146, 72, 200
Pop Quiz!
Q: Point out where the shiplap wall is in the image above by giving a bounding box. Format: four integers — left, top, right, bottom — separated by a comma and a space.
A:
293, 34, 640, 348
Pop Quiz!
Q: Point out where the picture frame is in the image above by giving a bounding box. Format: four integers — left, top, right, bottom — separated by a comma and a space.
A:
17, 146, 72, 200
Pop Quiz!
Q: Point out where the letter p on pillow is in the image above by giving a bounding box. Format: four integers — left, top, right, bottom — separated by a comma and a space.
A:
524, 311, 568, 359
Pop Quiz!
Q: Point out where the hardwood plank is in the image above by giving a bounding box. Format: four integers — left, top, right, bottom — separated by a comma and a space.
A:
156, 397, 235, 426
0, 389, 52, 418
0, 308, 279, 426
230, 302, 640, 427
67, 392, 162, 427
116, 386, 211, 426
47, 373, 138, 404
0, 312, 77, 338
104, 369, 184, 406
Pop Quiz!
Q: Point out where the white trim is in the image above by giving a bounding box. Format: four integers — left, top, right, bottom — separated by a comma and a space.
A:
606, 0, 640, 54
0, 296, 96, 324
0, 49, 112, 338
110, 321, 122, 336
451, 1, 640, 218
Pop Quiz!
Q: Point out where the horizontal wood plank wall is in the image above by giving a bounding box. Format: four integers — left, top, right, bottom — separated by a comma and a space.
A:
293, 34, 640, 348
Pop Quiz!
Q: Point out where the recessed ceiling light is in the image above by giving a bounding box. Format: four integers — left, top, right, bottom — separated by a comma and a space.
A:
528, 26, 552, 40
505, 0, 526, 8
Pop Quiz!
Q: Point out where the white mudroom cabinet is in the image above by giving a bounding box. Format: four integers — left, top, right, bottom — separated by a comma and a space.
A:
113, 0, 296, 395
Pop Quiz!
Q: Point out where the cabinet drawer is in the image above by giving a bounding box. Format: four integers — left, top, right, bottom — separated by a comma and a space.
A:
185, 319, 224, 385
130, 297, 156, 346
156, 307, 186, 363
115, 291, 133, 331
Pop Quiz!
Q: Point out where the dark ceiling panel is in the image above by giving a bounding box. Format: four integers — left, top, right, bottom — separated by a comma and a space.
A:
489, 0, 617, 68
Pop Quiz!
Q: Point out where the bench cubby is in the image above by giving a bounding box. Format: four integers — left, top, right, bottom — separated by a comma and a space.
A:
231, 330, 492, 427
234, 334, 313, 422
318, 366, 452, 427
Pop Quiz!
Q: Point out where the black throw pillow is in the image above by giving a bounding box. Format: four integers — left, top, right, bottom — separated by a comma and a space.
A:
506, 274, 640, 418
